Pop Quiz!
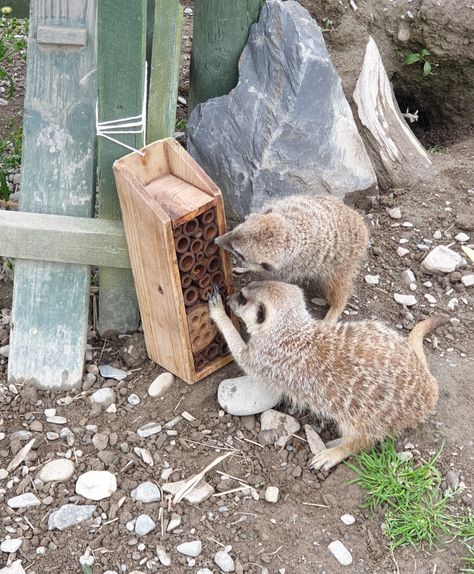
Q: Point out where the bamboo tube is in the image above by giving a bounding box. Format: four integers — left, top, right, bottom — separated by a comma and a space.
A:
175, 234, 190, 253
181, 273, 192, 289
179, 252, 195, 272
183, 285, 199, 306
183, 218, 199, 236
200, 209, 215, 225
198, 273, 212, 289
199, 285, 213, 301
190, 238, 204, 254
203, 222, 218, 240
205, 342, 220, 360
191, 262, 206, 280
212, 270, 224, 286
204, 241, 218, 257
173, 225, 183, 237
194, 354, 206, 371
207, 255, 220, 273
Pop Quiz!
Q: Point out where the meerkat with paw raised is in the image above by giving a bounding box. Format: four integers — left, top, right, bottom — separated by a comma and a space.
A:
208, 281, 447, 470
215, 195, 370, 321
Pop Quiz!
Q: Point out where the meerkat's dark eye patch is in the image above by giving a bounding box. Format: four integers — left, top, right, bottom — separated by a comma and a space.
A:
237, 291, 247, 305
232, 247, 246, 262
256, 303, 266, 324
260, 262, 274, 271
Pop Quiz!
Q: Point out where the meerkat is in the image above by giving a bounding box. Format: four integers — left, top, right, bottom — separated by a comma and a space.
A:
208, 281, 447, 471
214, 195, 370, 322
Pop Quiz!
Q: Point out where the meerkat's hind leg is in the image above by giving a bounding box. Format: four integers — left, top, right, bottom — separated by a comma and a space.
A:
309, 436, 365, 472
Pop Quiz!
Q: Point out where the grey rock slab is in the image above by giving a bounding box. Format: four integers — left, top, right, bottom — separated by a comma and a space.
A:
218, 376, 281, 416
37, 459, 75, 483
135, 514, 156, 536
7, 493, 41, 509
48, 504, 96, 531
1, 538, 22, 553
214, 550, 235, 573
177, 540, 202, 557
98, 364, 128, 381
304, 425, 327, 456
260, 409, 300, 447
328, 540, 353, 566
421, 246, 463, 275
131, 481, 161, 503
187, 0, 375, 220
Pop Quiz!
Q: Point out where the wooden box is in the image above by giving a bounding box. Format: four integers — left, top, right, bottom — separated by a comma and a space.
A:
113, 138, 237, 384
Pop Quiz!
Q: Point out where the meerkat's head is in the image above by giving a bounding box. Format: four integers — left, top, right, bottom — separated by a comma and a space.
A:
228, 280, 308, 334
215, 210, 288, 272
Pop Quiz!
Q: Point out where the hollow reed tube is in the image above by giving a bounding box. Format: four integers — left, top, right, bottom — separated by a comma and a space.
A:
183, 218, 199, 236
203, 222, 218, 241
190, 238, 203, 254
191, 262, 206, 281
175, 234, 190, 254
178, 252, 195, 273
219, 341, 229, 356
173, 225, 183, 237
183, 286, 199, 307
200, 209, 215, 225
212, 270, 224, 286
181, 273, 192, 289
206, 343, 220, 361
199, 285, 213, 301
198, 273, 212, 289
194, 354, 206, 371
204, 241, 218, 257
207, 256, 220, 274
196, 252, 205, 262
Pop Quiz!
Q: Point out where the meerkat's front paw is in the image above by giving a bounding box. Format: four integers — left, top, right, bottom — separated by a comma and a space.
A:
208, 285, 226, 323
309, 446, 347, 472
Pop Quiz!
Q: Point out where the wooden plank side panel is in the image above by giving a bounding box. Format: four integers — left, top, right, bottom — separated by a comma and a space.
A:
97, 0, 147, 336
0, 211, 131, 268
114, 168, 194, 383
115, 139, 170, 187
8, 0, 97, 390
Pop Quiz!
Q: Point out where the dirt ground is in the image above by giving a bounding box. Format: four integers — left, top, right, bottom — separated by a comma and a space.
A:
1, 2, 473, 573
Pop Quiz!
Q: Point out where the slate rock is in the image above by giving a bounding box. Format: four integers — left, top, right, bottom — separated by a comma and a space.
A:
187, 0, 375, 220
421, 246, 462, 275
48, 504, 96, 531
218, 376, 281, 416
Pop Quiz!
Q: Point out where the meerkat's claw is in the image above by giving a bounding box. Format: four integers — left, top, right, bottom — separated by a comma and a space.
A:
208, 286, 225, 321
309, 447, 346, 472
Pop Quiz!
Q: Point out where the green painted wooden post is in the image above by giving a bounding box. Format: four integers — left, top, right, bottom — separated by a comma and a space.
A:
147, 0, 183, 142
97, 0, 147, 336
189, 0, 264, 113
8, 0, 97, 389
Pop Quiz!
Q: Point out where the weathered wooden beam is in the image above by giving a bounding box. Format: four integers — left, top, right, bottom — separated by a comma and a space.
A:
8, 0, 97, 390
97, 0, 147, 336
0, 211, 130, 268
147, 0, 183, 141
189, 0, 264, 112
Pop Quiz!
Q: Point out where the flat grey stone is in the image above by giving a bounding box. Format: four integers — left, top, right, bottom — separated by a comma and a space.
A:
166, 512, 181, 532
48, 504, 96, 531
393, 293, 417, 306
218, 376, 281, 416
260, 409, 300, 447
1, 538, 22, 553
7, 493, 41, 509
177, 540, 202, 558
304, 425, 326, 456
421, 246, 463, 275
98, 364, 128, 381
131, 481, 161, 503
187, 0, 375, 220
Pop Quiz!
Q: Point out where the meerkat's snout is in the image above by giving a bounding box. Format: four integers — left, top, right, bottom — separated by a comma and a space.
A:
214, 232, 231, 249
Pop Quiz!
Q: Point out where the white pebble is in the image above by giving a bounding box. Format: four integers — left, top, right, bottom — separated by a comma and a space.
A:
397, 247, 410, 257
364, 274, 379, 285
433, 230, 442, 239
461, 274, 474, 287
177, 540, 202, 557
455, 232, 470, 242
387, 207, 401, 219
214, 550, 235, 572
393, 293, 417, 306
148, 372, 175, 398
128, 394, 140, 406
1, 538, 22, 553
44, 408, 56, 417
340, 514, 356, 525
424, 293, 437, 304
328, 540, 353, 566
76, 471, 117, 501
265, 486, 279, 503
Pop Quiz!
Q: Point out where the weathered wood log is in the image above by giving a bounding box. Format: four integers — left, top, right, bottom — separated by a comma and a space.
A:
353, 36, 432, 189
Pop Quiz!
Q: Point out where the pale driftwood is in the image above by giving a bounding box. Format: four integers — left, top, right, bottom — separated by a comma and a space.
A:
353, 36, 432, 189
0, 211, 130, 268
8, 0, 97, 390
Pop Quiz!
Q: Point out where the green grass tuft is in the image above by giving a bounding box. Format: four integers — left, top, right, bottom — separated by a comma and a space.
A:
346, 438, 465, 550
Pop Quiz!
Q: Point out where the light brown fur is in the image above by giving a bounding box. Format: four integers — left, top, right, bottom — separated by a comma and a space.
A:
209, 281, 447, 470
215, 195, 370, 321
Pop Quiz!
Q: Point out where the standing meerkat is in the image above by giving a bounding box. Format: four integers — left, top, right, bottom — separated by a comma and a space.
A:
215, 195, 370, 321
208, 281, 447, 471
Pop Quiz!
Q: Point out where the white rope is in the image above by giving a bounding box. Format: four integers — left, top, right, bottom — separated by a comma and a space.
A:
96, 61, 148, 157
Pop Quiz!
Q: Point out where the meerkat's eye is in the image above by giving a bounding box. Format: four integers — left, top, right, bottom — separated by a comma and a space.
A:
256, 303, 266, 324
260, 262, 273, 271
237, 291, 247, 305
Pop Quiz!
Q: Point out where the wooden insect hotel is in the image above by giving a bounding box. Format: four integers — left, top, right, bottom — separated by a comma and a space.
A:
113, 138, 237, 384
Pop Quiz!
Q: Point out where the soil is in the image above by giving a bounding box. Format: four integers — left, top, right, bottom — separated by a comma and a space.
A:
1, 2, 473, 574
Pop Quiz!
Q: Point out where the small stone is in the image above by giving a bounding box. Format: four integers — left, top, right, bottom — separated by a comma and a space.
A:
401, 269, 416, 286
82, 373, 97, 391
106, 403, 117, 413
304, 424, 326, 456
37, 459, 75, 483
46, 432, 59, 441
148, 372, 175, 398
131, 482, 161, 503
340, 514, 356, 525
137, 422, 162, 438
7, 493, 41, 509
44, 408, 56, 417
461, 274, 474, 287
214, 550, 235, 572
0, 469, 8, 479
397, 247, 410, 257
76, 470, 117, 500
433, 230, 442, 239
90, 388, 116, 409
177, 540, 202, 558
92, 433, 109, 451
135, 514, 156, 536
424, 294, 437, 304
456, 214, 474, 231
156, 545, 172, 566
218, 376, 281, 416
241, 414, 256, 431
98, 364, 128, 381
0, 560, 25, 574
29, 421, 43, 432
167, 513, 181, 532
402, 221, 414, 228
393, 293, 417, 306
446, 470, 460, 490
48, 504, 96, 531
184, 6, 193, 15
396, 451, 413, 463
1, 538, 22, 553
387, 207, 401, 219
265, 486, 279, 503
399, 238, 409, 244
162, 479, 214, 504
364, 274, 379, 285
421, 246, 462, 275
128, 393, 140, 406
260, 409, 300, 447
47, 416, 67, 425
455, 232, 470, 243
311, 297, 327, 307
197, 570, 213, 574
0, 345, 9, 358
328, 540, 353, 566
448, 297, 459, 311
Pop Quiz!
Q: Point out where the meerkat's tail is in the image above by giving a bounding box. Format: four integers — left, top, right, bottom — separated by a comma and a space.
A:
408, 315, 449, 367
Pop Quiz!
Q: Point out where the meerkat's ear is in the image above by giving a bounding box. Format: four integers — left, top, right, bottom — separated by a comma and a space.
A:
260, 262, 275, 272
264, 207, 273, 214
256, 303, 266, 324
